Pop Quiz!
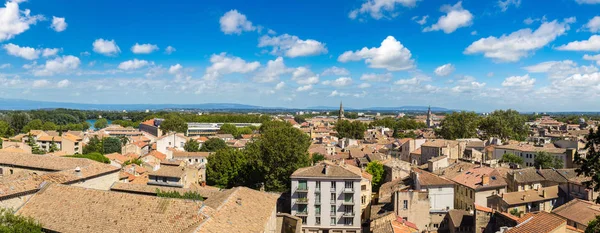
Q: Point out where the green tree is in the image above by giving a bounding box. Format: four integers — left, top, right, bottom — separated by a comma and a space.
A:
236, 127, 253, 137
206, 148, 248, 188
160, 114, 187, 133
41, 121, 57, 131
219, 123, 239, 138
499, 153, 524, 165
199, 138, 228, 152
366, 161, 385, 191
123, 158, 143, 166
22, 119, 43, 132
311, 153, 326, 164
156, 189, 204, 201
66, 153, 110, 164
575, 126, 600, 203
118, 136, 129, 146
184, 139, 201, 152
438, 111, 480, 140
335, 120, 367, 139
26, 134, 44, 155
0, 208, 42, 232
8, 112, 31, 133
245, 124, 311, 191
586, 215, 600, 233
259, 120, 291, 132
0, 120, 13, 138
48, 140, 59, 153
102, 137, 122, 154
479, 109, 528, 141
534, 151, 563, 169
94, 118, 109, 130
294, 115, 307, 124
83, 136, 102, 154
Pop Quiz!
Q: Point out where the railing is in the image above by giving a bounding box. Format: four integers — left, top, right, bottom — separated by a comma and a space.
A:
343, 188, 354, 193
342, 212, 355, 217
296, 197, 309, 204
295, 210, 308, 216
297, 186, 308, 192
343, 199, 354, 205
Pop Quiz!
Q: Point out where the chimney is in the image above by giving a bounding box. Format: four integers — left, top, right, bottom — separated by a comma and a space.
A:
522, 195, 526, 201
323, 164, 329, 175
236, 198, 242, 206
201, 181, 206, 187
542, 189, 547, 198
74, 166, 82, 177
482, 174, 490, 186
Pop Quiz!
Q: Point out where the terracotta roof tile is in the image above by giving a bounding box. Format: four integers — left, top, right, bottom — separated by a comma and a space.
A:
552, 198, 600, 227
507, 211, 566, 233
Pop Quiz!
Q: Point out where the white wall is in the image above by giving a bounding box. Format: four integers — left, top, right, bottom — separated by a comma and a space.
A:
156, 134, 187, 157
428, 186, 454, 211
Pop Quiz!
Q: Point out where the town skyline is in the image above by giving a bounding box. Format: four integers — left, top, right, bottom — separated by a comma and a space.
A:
1, 0, 600, 111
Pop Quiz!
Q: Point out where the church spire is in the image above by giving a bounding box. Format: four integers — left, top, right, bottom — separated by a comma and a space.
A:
339, 101, 345, 119
426, 105, 432, 128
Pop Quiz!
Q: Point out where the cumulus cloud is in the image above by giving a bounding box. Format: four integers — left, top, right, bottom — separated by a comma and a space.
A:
451, 76, 486, 93
465, 18, 574, 62
33, 55, 80, 76
220, 10, 255, 35
498, 0, 521, 12
434, 63, 455, 76
523, 60, 598, 79
328, 90, 349, 97
349, 0, 419, 20
360, 73, 393, 82
42, 48, 59, 57
394, 75, 431, 85
338, 36, 415, 71
423, 1, 473, 34
411, 15, 428, 25
32, 79, 50, 88
575, 0, 600, 4
292, 67, 319, 85
322, 77, 353, 87
583, 16, 600, 33
259, 34, 328, 58
275, 81, 285, 90
296, 85, 313, 92
321, 66, 350, 76
169, 64, 183, 74
584, 54, 600, 65
93, 38, 120, 56
203, 52, 260, 80
0, 63, 11, 69
556, 35, 600, 51
51, 16, 67, 32
57, 79, 70, 88
3, 43, 39, 60
253, 57, 293, 83
118, 59, 149, 70
165, 46, 176, 54
502, 74, 535, 88
131, 43, 159, 54
358, 83, 371, 88
0, 1, 44, 42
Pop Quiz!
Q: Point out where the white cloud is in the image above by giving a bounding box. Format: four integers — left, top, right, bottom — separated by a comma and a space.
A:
353, 91, 368, 98
0, 63, 10, 69
169, 64, 183, 74
50, 16, 67, 32
275, 81, 285, 90
523, 60, 598, 79
498, 0, 521, 12
338, 36, 414, 71
165, 46, 176, 54
585, 16, 600, 33
465, 18, 574, 62
471, 30, 477, 35
33, 55, 80, 76
360, 73, 393, 82
42, 48, 59, 57
253, 57, 293, 83
451, 77, 486, 93
328, 90, 350, 97
32, 79, 50, 88
411, 15, 428, 25
394, 75, 431, 85
322, 77, 353, 87
584, 54, 600, 65
556, 35, 600, 51
259, 34, 328, 58
358, 83, 371, 88
80, 51, 90, 56
349, 0, 419, 20
57, 79, 70, 88
321, 66, 350, 76
296, 85, 313, 92
220, 10, 255, 35
434, 63, 455, 76
3, 43, 39, 60
131, 43, 159, 54
292, 67, 319, 85
524, 17, 535, 25
423, 1, 473, 34
118, 59, 149, 70
502, 74, 535, 88
93, 38, 120, 56
0, 1, 44, 42
203, 52, 260, 80
575, 0, 600, 4
487, 72, 494, 77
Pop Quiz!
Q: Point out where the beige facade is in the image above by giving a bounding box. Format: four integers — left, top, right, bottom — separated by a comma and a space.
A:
394, 190, 431, 231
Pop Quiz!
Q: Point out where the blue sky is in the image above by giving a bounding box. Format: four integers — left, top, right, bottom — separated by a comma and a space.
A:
1, 0, 600, 111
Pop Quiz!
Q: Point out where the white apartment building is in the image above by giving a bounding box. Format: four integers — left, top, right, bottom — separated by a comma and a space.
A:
493, 144, 576, 168
290, 163, 362, 233
156, 132, 188, 157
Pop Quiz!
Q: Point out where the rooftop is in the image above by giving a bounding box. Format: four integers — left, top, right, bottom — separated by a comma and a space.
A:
496, 185, 559, 205
507, 211, 566, 233
291, 162, 361, 179
414, 168, 454, 187
422, 139, 459, 148
509, 167, 546, 183
0, 152, 102, 171
450, 166, 507, 190
552, 198, 600, 227
149, 166, 186, 178
110, 182, 221, 199
172, 151, 212, 158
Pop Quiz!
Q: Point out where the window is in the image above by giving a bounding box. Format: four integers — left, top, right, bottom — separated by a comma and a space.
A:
330, 217, 336, 226
316, 217, 321, 225
344, 218, 353, 226
344, 193, 353, 203
362, 185, 367, 191
345, 181, 353, 190
330, 205, 336, 215
168, 142, 171, 146
344, 205, 352, 214
162, 177, 167, 182
331, 193, 336, 203
434, 224, 439, 228
316, 181, 321, 190
362, 196, 366, 204
315, 205, 321, 215
331, 181, 336, 191
315, 193, 321, 203
298, 180, 308, 190
403, 200, 408, 209
300, 216, 307, 225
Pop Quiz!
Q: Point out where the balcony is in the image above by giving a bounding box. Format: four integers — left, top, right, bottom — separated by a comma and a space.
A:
330, 212, 337, 217
343, 200, 354, 205
342, 212, 355, 217
296, 186, 308, 193
315, 188, 321, 193
330, 187, 336, 192
315, 198, 321, 204
343, 188, 355, 193
296, 197, 309, 204
295, 210, 308, 216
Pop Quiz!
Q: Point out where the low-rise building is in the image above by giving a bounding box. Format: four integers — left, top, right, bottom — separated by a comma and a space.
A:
451, 166, 507, 211
552, 198, 600, 231
419, 139, 464, 164
156, 132, 188, 156
394, 190, 431, 231
412, 168, 455, 232
487, 185, 559, 216
494, 144, 576, 168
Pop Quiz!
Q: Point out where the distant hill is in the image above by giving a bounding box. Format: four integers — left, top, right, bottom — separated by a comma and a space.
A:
305, 105, 450, 111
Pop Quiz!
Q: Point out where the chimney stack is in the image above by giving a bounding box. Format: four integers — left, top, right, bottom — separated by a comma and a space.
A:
522, 195, 526, 201
542, 189, 547, 198
323, 164, 328, 175
482, 174, 490, 186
